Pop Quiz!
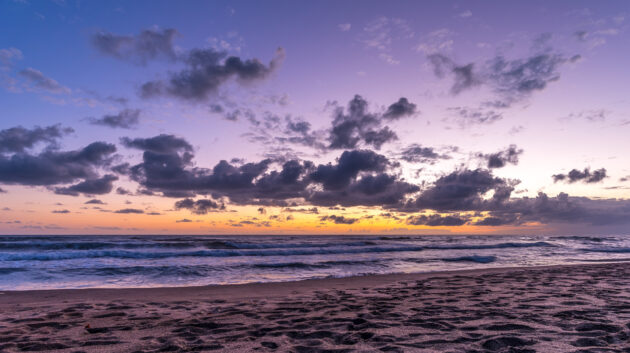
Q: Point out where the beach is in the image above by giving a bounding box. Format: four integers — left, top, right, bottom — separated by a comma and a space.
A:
1, 262, 630, 352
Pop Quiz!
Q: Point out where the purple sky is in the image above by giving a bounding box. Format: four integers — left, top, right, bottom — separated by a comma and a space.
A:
0, 0, 629, 235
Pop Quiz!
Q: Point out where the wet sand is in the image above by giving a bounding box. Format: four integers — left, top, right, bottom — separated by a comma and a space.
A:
1, 262, 630, 352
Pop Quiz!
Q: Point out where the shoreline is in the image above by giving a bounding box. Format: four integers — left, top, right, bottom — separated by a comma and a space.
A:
1, 261, 629, 352
0, 262, 612, 303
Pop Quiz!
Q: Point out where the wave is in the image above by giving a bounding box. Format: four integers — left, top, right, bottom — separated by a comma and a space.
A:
424, 241, 553, 250
251, 259, 384, 270
581, 247, 630, 253
0, 267, 27, 275
0, 241, 197, 251
203, 240, 377, 250
442, 255, 497, 264
0, 239, 378, 251
0, 245, 426, 261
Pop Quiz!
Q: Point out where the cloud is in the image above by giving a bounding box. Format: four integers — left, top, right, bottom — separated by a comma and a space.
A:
311, 149, 387, 186
91, 28, 178, 64
174, 198, 224, 214
89, 109, 140, 129
124, 134, 416, 208
51, 209, 70, 214
116, 187, 131, 195
400, 144, 450, 164
553, 168, 607, 184
400, 168, 514, 212
246, 96, 414, 154
479, 145, 523, 168
283, 207, 319, 214
140, 47, 285, 101
54, 174, 118, 196
85, 199, 105, 204
338, 23, 351, 32
19, 68, 70, 94
428, 54, 481, 94
121, 134, 193, 154
415, 29, 455, 55
307, 172, 419, 207
428, 47, 580, 106
0, 124, 73, 153
382, 97, 417, 120
406, 214, 468, 226
0, 141, 116, 186
397, 167, 630, 227
0, 47, 23, 67
447, 106, 503, 127
328, 95, 415, 150
483, 192, 630, 226
361, 17, 413, 65
176, 218, 192, 223
320, 215, 358, 224
560, 109, 608, 123
114, 208, 144, 214
487, 53, 579, 102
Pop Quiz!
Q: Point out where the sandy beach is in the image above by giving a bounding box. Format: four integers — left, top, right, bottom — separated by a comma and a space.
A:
1, 262, 630, 352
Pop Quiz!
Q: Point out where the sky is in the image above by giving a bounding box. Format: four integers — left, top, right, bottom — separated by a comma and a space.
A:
0, 0, 629, 235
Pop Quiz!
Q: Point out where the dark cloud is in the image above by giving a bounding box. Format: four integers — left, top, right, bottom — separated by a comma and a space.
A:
116, 187, 131, 195
174, 198, 225, 214
406, 214, 468, 226
447, 106, 503, 126
114, 208, 144, 214
382, 97, 417, 120
0, 125, 73, 153
400, 144, 450, 164
121, 134, 193, 154
91, 28, 178, 64
401, 168, 514, 212
89, 109, 140, 129
553, 168, 607, 184
398, 167, 630, 227
283, 207, 319, 214
52, 209, 70, 214
484, 192, 630, 226
480, 145, 523, 168
328, 95, 411, 150
111, 163, 130, 175
125, 134, 281, 201
309, 150, 388, 190
113, 132, 630, 229
19, 68, 70, 94
85, 199, 105, 204
429, 47, 580, 106
473, 215, 518, 226
176, 218, 192, 223
140, 47, 285, 101
54, 174, 118, 196
428, 54, 481, 94
247, 96, 414, 154
320, 215, 359, 224
307, 173, 419, 208
125, 135, 417, 208
487, 53, 579, 102
0, 142, 116, 186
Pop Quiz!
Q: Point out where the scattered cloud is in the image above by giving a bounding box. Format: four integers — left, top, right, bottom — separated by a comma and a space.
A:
553, 168, 607, 184
89, 109, 141, 129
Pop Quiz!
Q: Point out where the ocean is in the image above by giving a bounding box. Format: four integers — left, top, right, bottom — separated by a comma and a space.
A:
1, 234, 628, 290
